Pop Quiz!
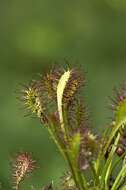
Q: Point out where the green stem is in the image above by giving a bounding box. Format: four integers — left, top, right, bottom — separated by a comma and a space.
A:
63, 109, 88, 190
65, 151, 86, 190
111, 164, 126, 190
46, 121, 67, 160
103, 122, 122, 155
100, 133, 120, 189
90, 161, 99, 186
46, 120, 87, 190
94, 125, 112, 185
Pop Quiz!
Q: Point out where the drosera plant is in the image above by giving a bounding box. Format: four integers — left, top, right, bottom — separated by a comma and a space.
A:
12, 152, 36, 190
15, 66, 126, 190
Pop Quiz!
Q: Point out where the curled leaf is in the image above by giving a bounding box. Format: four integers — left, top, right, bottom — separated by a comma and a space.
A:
79, 128, 98, 170
111, 83, 126, 126
12, 152, 36, 190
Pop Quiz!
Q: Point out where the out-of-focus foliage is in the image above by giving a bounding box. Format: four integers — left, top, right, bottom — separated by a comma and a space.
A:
0, 0, 126, 189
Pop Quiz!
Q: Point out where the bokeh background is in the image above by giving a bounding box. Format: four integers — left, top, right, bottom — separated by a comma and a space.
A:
0, 0, 126, 189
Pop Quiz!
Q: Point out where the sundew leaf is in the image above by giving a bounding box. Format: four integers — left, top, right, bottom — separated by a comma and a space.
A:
115, 100, 126, 126
104, 85, 126, 155
57, 70, 71, 133
68, 132, 81, 163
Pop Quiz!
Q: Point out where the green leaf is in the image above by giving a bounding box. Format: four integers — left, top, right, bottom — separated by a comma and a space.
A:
120, 185, 126, 190
100, 133, 120, 189
115, 100, 126, 126
111, 163, 126, 190
57, 69, 71, 133
68, 132, 81, 163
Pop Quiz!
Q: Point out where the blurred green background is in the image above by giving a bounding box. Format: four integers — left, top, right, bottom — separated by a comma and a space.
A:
0, 0, 126, 189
